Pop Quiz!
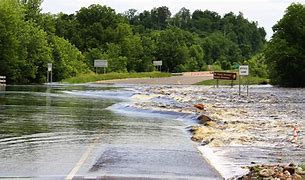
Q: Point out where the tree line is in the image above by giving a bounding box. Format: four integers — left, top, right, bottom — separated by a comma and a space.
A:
265, 3, 305, 87
0, 0, 267, 84
57, 5, 266, 73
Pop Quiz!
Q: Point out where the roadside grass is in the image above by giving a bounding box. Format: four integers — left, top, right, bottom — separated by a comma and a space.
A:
62, 72, 171, 84
196, 76, 270, 86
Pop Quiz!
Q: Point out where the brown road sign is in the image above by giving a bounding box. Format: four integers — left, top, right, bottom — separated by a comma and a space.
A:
213, 72, 237, 80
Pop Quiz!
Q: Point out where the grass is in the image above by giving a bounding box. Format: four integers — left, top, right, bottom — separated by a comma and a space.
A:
196, 75, 270, 86
61, 72, 171, 84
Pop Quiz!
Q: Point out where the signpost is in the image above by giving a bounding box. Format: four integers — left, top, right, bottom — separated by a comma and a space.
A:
239, 65, 249, 76
239, 65, 249, 96
0, 76, 6, 85
0, 76, 5, 91
47, 63, 52, 84
213, 72, 237, 88
94, 60, 108, 74
153, 61, 162, 71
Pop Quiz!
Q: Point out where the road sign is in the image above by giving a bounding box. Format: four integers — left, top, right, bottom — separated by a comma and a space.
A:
153, 61, 162, 66
47, 63, 52, 72
213, 72, 237, 80
0, 76, 6, 84
94, 60, 108, 67
238, 65, 249, 96
239, 65, 249, 76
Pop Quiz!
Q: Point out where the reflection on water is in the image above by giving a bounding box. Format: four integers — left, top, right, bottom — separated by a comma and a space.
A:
0, 85, 118, 138
0, 85, 124, 178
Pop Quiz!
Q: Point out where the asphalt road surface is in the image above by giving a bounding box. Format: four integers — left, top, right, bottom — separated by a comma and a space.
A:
97, 75, 213, 85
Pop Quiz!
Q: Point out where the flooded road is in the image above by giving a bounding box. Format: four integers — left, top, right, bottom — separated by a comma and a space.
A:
123, 85, 305, 178
0, 85, 221, 179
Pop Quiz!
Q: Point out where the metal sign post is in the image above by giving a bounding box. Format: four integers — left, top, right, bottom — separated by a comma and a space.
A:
153, 61, 162, 72
47, 63, 52, 84
94, 60, 108, 74
239, 65, 249, 96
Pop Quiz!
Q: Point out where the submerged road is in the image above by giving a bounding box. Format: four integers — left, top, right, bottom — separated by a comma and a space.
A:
0, 85, 222, 179
68, 120, 222, 179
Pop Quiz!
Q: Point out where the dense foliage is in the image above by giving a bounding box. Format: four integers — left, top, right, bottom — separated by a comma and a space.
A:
0, 0, 88, 84
0, 0, 266, 84
264, 3, 305, 87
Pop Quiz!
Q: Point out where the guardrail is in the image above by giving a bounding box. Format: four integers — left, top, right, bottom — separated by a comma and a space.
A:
0, 76, 6, 86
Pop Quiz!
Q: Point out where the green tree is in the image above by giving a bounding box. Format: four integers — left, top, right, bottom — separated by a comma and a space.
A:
139, 35, 157, 72
18, 21, 52, 83
103, 43, 127, 72
171, 7, 191, 29
151, 6, 171, 29
265, 3, 305, 87
50, 35, 89, 81
83, 48, 104, 71
0, 0, 52, 84
0, 0, 23, 83
155, 28, 193, 72
74, 4, 122, 51
246, 53, 268, 78
201, 32, 242, 69
120, 34, 143, 72
20, 0, 43, 22
189, 45, 205, 71
190, 10, 221, 36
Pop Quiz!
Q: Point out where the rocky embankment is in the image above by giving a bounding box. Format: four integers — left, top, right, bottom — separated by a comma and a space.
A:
240, 163, 305, 180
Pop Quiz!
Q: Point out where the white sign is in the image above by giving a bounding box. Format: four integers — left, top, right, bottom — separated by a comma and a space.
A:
153, 61, 162, 66
239, 65, 249, 76
47, 63, 52, 72
94, 60, 108, 67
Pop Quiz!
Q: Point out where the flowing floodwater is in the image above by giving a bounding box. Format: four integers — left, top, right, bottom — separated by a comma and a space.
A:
1, 84, 304, 179
123, 85, 305, 178
0, 85, 221, 179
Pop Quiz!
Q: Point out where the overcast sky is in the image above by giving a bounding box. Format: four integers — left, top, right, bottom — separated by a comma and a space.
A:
41, 0, 305, 39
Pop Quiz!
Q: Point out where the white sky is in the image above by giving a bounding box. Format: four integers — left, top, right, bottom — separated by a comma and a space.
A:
41, 0, 305, 39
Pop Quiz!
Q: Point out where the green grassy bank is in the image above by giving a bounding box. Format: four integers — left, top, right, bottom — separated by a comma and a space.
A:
62, 72, 171, 84
196, 76, 269, 86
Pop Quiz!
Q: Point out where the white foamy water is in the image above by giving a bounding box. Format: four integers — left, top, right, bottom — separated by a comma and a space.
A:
121, 85, 305, 179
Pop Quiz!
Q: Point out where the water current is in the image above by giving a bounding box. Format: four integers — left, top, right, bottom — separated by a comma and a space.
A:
122, 85, 305, 178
